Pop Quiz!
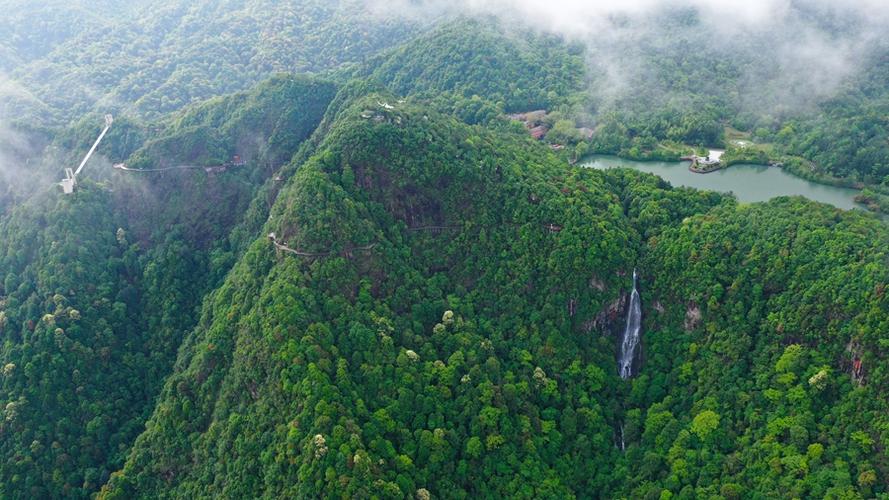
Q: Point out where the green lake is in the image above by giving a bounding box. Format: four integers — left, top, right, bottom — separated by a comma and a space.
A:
582, 155, 864, 211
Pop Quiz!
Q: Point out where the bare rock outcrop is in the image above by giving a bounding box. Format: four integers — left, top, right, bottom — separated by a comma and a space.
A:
684, 302, 701, 331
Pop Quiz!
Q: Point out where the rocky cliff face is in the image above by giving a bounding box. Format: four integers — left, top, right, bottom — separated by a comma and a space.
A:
586, 292, 629, 336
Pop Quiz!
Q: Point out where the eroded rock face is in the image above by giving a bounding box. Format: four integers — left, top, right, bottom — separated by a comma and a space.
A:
585, 293, 628, 334
653, 300, 665, 313
684, 302, 701, 331
590, 277, 606, 292
846, 340, 866, 386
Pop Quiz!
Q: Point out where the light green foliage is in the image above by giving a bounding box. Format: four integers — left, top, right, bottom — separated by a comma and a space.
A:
97, 96, 715, 498
361, 20, 586, 113
690, 410, 720, 440
1, 0, 417, 125
0, 8, 886, 500
99, 94, 887, 499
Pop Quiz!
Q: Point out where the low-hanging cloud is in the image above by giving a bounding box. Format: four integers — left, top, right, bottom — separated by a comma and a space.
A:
364, 0, 889, 42
363, 0, 889, 116
0, 120, 37, 209
0, 114, 59, 211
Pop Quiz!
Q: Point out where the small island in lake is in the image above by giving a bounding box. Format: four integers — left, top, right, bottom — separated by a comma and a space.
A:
685, 149, 725, 173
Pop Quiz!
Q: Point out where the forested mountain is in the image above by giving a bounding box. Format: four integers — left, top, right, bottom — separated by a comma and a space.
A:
0, 74, 337, 497
769, 53, 889, 184
0, 189, 147, 496
4, 1, 888, 186
344, 15, 889, 189
0, 2, 887, 498
356, 20, 587, 113
633, 199, 889, 498
97, 97, 886, 499
98, 95, 723, 499
0, 0, 417, 125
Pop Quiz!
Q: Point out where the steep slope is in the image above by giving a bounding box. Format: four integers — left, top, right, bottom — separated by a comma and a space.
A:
0, 74, 339, 499
102, 96, 888, 498
0, 189, 147, 497
100, 74, 341, 411
100, 96, 725, 498
359, 20, 587, 113
629, 200, 889, 498
24, 74, 339, 251
1, 0, 418, 125
3, 8, 887, 499
124, 74, 337, 172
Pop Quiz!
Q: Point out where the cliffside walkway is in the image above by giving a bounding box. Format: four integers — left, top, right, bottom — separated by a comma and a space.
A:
268, 218, 570, 261
113, 163, 205, 172
267, 233, 376, 258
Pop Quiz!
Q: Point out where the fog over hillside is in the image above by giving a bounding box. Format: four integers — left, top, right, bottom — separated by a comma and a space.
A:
0, 2, 886, 498
366, 0, 889, 113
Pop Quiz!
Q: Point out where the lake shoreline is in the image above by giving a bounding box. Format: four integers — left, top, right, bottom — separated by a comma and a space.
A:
585, 152, 868, 193
580, 154, 870, 213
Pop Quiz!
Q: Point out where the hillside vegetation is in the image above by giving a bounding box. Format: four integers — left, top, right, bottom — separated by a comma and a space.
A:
96, 98, 888, 498
0, 5, 886, 498
0, 0, 416, 125
0, 73, 338, 498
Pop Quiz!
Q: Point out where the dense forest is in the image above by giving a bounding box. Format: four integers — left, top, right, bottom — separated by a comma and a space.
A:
0, 1, 887, 498
4, 3, 888, 186
0, 73, 338, 497
355, 21, 587, 113
0, 0, 417, 125
97, 95, 887, 499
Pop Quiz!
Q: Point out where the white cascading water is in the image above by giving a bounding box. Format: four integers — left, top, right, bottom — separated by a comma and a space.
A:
618, 269, 642, 379
619, 424, 625, 451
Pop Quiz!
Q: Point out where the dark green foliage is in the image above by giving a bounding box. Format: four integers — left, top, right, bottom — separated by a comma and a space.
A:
0, 10, 887, 500
631, 199, 889, 498
125, 75, 337, 170
360, 20, 586, 112
54, 115, 148, 166
0, 72, 337, 499
102, 97, 887, 499
0, 183, 264, 498
0, 188, 146, 498
127, 125, 228, 169
101, 98, 667, 498
0, 0, 416, 125
767, 56, 889, 184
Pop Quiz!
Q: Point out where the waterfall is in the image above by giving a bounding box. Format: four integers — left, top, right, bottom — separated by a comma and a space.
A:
619, 423, 625, 451
618, 269, 642, 379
